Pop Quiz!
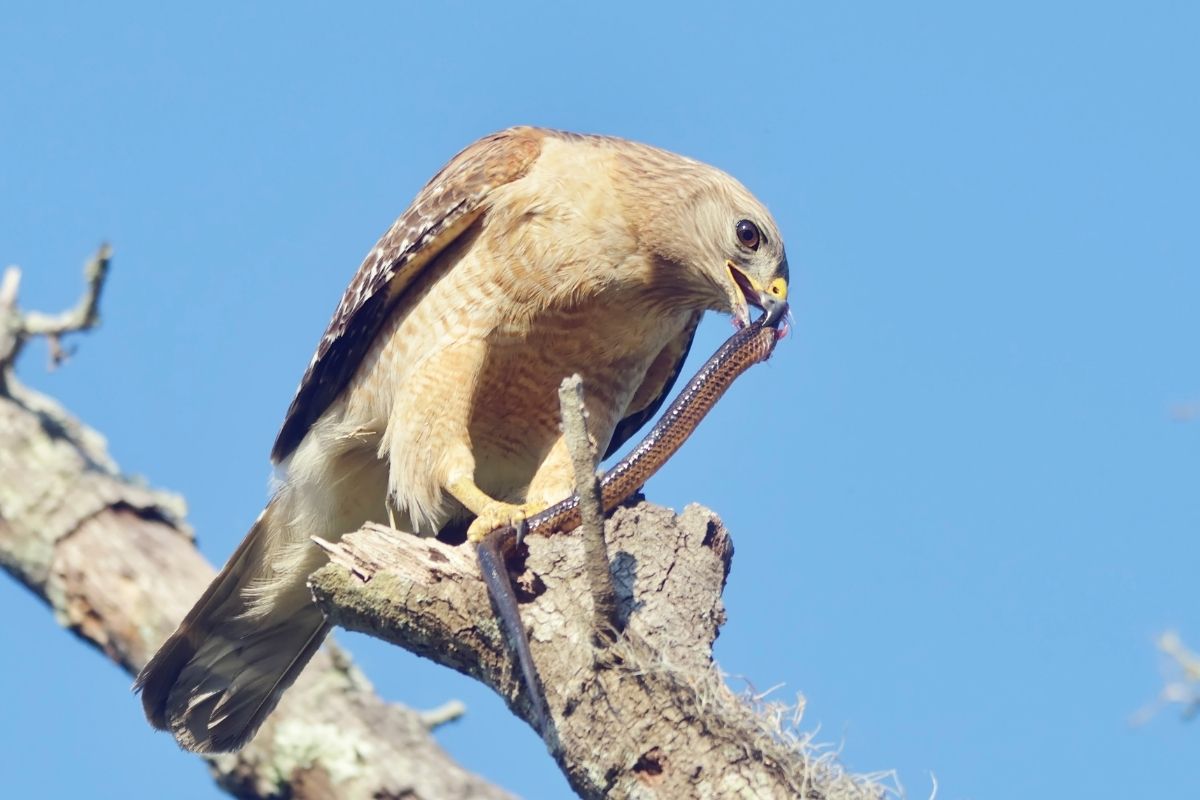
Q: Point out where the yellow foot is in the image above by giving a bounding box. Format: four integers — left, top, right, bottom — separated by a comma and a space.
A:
466, 500, 545, 543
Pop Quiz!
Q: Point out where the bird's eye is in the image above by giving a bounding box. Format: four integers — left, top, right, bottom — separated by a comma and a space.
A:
735, 219, 761, 251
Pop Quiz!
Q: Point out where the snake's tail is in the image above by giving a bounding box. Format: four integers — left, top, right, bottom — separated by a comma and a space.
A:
476, 535, 550, 733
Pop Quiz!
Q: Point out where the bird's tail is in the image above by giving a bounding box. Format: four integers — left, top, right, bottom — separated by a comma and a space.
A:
135, 497, 331, 753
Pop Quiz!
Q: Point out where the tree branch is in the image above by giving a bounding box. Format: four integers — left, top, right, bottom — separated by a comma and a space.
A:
0, 254, 512, 800
310, 508, 884, 800
557, 374, 619, 642
1133, 631, 1200, 725
0, 244, 111, 372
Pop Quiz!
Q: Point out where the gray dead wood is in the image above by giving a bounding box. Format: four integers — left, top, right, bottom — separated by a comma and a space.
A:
311, 506, 883, 800
0, 253, 511, 800
556, 373, 618, 643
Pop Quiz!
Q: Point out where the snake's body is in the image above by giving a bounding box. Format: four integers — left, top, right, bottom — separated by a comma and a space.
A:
477, 312, 784, 729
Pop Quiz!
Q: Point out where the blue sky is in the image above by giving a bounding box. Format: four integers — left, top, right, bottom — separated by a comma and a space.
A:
2, 2, 1197, 797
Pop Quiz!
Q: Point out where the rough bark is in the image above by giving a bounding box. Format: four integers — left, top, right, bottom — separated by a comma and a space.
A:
0, 256, 511, 800
311, 509, 882, 800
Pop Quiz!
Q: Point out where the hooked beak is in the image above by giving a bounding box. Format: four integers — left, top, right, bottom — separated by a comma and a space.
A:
726, 261, 789, 330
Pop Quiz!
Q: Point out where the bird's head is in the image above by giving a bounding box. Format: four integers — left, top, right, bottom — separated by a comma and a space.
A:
717, 210, 789, 331
634, 162, 790, 330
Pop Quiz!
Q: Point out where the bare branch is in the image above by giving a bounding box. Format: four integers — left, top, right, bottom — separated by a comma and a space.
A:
0, 245, 112, 371
419, 699, 468, 730
0, 267, 19, 308
311, 510, 886, 800
557, 374, 618, 643
1134, 631, 1200, 725
24, 243, 111, 336
0, 266, 24, 370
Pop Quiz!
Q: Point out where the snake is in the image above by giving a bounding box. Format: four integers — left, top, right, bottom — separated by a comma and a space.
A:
476, 305, 788, 731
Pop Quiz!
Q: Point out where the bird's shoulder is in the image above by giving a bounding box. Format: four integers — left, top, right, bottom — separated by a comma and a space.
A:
271, 127, 549, 462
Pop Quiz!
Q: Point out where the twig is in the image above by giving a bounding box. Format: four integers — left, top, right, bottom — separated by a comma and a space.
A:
0, 244, 112, 372
419, 699, 468, 730
1134, 630, 1200, 724
0, 267, 18, 308
0, 268, 22, 372
557, 374, 618, 644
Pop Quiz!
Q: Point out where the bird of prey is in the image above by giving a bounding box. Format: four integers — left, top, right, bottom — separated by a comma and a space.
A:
136, 126, 790, 753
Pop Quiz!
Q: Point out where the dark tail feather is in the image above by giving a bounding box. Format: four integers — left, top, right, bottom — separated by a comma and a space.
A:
135, 501, 331, 753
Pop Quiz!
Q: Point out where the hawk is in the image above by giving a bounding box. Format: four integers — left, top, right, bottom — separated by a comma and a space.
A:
136, 126, 790, 753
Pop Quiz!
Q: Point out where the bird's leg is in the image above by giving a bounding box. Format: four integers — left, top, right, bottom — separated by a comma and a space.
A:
447, 477, 546, 542
523, 436, 577, 512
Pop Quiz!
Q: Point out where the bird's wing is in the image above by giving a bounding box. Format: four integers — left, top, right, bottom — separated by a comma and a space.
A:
603, 311, 702, 459
271, 127, 545, 462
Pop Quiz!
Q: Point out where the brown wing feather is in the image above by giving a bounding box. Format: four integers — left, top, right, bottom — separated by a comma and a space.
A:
271, 127, 545, 462
604, 312, 702, 459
